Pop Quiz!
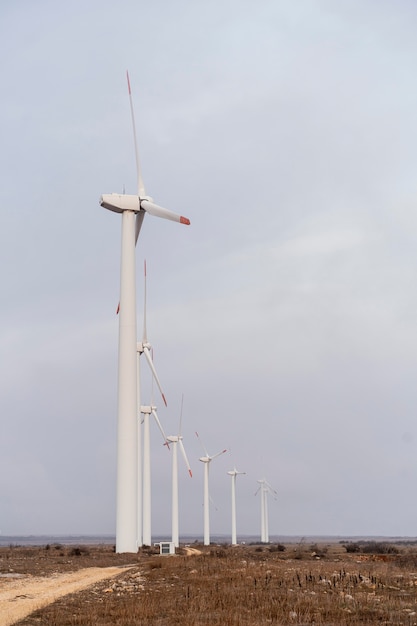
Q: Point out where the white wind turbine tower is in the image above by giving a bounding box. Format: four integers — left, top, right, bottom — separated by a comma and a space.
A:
255, 479, 277, 544
196, 432, 227, 546
136, 261, 167, 548
227, 467, 245, 546
100, 71, 190, 553
166, 397, 192, 548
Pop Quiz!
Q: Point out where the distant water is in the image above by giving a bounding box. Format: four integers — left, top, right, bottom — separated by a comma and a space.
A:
1, 534, 416, 547
0, 535, 116, 547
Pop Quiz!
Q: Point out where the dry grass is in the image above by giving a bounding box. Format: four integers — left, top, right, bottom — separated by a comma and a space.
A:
4, 542, 417, 625
0, 543, 139, 577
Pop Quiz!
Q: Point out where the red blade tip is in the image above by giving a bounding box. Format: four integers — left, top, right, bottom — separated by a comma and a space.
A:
116, 302, 120, 315
189, 470, 193, 478
162, 393, 167, 407
126, 71, 131, 95
180, 216, 190, 225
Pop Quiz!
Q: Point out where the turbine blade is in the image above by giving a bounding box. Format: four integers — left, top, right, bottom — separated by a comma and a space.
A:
209, 493, 219, 511
195, 432, 209, 457
151, 408, 168, 443
211, 448, 227, 461
126, 70, 146, 197
142, 260, 148, 343
143, 346, 167, 407
178, 394, 184, 436
140, 199, 190, 225
265, 480, 278, 495
179, 440, 192, 477
135, 211, 145, 245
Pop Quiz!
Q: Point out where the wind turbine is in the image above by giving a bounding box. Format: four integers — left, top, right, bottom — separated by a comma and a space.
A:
141, 394, 169, 547
227, 467, 245, 546
255, 479, 277, 543
136, 261, 167, 548
100, 71, 190, 553
166, 396, 192, 548
196, 432, 227, 546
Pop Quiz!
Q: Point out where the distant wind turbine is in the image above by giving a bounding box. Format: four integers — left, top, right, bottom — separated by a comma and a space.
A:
196, 432, 227, 546
141, 397, 168, 547
136, 261, 167, 547
227, 467, 245, 546
166, 396, 192, 548
255, 479, 277, 543
100, 71, 190, 553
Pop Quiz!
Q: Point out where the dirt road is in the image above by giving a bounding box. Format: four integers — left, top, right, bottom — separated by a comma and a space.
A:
183, 547, 201, 556
0, 566, 130, 626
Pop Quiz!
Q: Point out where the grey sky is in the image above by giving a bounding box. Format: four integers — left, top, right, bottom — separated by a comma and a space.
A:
1, 0, 417, 539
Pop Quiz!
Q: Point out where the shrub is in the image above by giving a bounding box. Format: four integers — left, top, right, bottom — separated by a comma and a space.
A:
343, 541, 399, 555
269, 543, 286, 552
69, 546, 90, 557
361, 542, 399, 555
343, 542, 361, 553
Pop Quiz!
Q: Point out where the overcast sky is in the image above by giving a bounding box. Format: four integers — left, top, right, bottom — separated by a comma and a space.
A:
2, 0, 417, 541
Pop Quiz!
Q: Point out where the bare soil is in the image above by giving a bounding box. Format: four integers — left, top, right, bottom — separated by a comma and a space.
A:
0, 566, 131, 626
0, 544, 145, 625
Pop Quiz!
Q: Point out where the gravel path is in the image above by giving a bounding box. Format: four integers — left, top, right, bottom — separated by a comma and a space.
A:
0, 566, 131, 626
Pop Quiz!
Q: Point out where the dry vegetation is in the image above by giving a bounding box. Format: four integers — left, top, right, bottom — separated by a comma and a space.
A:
3, 541, 417, 624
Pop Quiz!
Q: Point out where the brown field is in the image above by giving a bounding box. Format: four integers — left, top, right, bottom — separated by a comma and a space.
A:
2, 541, 417, 624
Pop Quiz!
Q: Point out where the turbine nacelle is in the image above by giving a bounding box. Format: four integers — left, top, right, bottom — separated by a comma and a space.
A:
100, 193, 141, 214
228, 469, 246, 477
166, 435, 181, 444
137, 340, 152, 354
140, 405, 155, 415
